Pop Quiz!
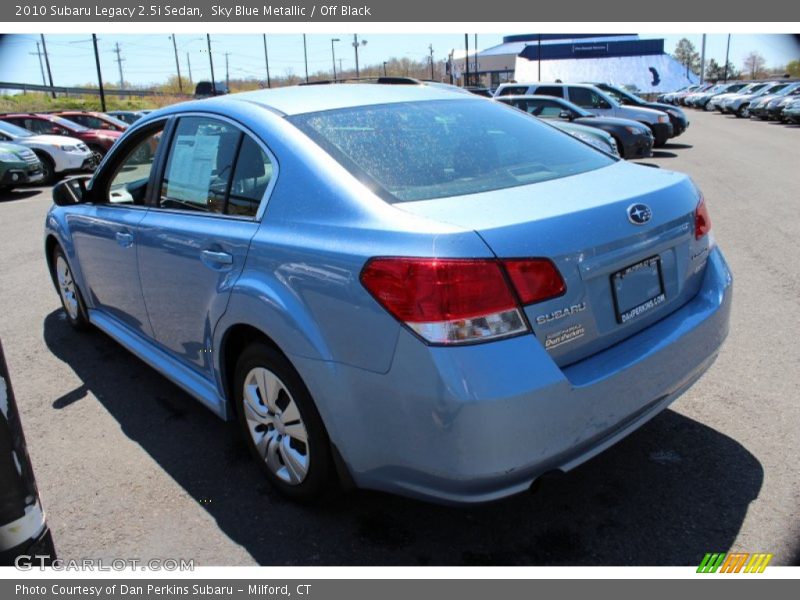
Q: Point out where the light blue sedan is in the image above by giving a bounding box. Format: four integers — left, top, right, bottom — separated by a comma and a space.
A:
44, 83, 732, 504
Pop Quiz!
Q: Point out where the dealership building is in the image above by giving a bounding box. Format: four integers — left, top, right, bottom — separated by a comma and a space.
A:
454, 34, 699, 92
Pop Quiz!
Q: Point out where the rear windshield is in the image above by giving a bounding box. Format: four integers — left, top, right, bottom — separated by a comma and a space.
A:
289, 99, 615, 203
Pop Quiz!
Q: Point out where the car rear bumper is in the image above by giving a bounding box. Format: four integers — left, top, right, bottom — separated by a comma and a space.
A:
296, 247, 733, 504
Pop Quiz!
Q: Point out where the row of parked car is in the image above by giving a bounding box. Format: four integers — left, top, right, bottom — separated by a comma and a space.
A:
489, 81, 689, 160
658, 80, 800, 123
0, 109, 151, 192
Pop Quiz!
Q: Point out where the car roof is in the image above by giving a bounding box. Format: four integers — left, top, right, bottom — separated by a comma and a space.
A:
199, 83, 478, 116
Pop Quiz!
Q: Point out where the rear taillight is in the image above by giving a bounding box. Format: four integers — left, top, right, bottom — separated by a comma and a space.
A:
695, 196, 711, 240
360, 257, 564, 345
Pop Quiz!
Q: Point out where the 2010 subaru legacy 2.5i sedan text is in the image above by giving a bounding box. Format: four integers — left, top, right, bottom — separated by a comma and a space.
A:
44, 83, 732, 505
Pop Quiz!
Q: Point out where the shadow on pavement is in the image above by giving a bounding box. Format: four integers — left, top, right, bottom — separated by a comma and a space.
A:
0, 189, 42, 203
663, 143, 693, 150
43, 309, 763, 566
650, 150, 678, 159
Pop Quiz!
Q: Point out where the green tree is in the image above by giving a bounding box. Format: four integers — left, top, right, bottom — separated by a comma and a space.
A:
673, 38, 701, 76
706, 58, 740, 81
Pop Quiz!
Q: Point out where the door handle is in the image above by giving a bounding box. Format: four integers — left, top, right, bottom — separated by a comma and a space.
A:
201, 249, 233, 267
115, 231, 134, 247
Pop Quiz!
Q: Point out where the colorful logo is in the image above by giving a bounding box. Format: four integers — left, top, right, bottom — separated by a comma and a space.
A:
697, 552, 773, 573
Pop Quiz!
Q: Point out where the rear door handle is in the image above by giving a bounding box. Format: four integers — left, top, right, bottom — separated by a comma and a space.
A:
201, 249, 233, 267
115, 231, 134, 247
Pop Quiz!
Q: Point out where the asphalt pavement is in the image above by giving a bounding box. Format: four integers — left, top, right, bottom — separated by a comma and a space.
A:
0, 110, 798, 566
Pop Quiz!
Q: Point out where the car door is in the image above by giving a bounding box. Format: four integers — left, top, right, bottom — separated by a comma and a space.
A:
136, 115, 275, 378
566, 86, 615, 117
66, 121, 166, 337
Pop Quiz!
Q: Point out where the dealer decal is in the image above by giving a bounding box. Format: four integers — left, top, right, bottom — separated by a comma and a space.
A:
545, 323, 586, 350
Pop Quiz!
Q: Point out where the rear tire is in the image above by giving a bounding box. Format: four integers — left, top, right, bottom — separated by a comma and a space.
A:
234, 342, 334, 502
51, 245, 90, 331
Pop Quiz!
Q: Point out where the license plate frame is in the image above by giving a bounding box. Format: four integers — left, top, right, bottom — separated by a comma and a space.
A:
611, 255, 666, 324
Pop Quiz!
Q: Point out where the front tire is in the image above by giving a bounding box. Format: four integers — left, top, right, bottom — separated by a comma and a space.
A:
234, 342, 334, 502
736, 104, 749, 118
34, 152, 57, 185
52, 245, 90, 330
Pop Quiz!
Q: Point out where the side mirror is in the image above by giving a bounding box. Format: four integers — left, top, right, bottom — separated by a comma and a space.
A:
558, 110, 572, 121
53, 176, 91, 206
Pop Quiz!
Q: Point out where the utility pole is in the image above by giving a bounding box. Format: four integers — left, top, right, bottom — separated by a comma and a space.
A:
40, 34, 55, 98
30, 42, 47, 86
700, 34, 706, 83
303, 34, 309, 83
474, 34, 478, 81
383, 61, 387, 76
723, 34, 731, 82
113, 43, 125, 89
331, 38, 340, 81
206, 34, 217, 95
170, 35, 183, 93
353, 34, 359, 78
224, 52, 230, 90
91, 34, 106, 112
464, 34, 469, 87
262, 34, 271, 88
186, 52, 193, 86
428, 44, 434, 80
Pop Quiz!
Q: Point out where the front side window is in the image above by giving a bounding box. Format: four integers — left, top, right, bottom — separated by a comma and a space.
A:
106, 125, 164, 205
496, 85, 529, 97
568, 87, 611, 109
160, 117, 240, 213
290, 99, 614, 204
159, 117, 272, 217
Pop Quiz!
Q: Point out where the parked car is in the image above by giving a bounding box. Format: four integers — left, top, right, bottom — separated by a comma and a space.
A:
106, 110, 147, 125
708, 82, 763, 111
660, 84, 706, 105
194, 81, 229, 98
0, 142, 44, 192
692, 82, 750, 110
747, 82, 800, 119
767, 88, 800, 121
589, 82, 689, 140
549, 120, 619, 156
720, 82, 786, 117
45, 84, 731, 504
0, 120, 95, 184
53, 110, 129, 132
0, 113, 122, 163
1, 339, 56, 566
783, 98, 800, 123
496, 95, 653, 159
494, 82, 673, 146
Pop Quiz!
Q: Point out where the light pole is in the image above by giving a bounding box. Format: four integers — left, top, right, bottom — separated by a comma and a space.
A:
331, 38, 340, 81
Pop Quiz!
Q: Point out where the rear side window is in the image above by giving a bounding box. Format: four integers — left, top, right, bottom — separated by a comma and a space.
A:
289, 99, 614, 203
496, 86, 529, 97
533, 86, 565, 98
227, 135, 273, 217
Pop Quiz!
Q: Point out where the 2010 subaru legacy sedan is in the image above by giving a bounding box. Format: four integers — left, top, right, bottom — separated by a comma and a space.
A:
44, 84, 732, 505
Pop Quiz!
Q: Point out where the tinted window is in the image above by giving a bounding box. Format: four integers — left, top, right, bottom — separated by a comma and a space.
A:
496, 86, 529, 97
568, 87, 611, 109
533, 86, 565, 98
160, 117, 241, 213
290, 99, 614, 203
227, 135, 273, 217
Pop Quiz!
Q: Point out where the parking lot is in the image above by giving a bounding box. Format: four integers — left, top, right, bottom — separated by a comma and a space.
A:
0, 109, 798, 566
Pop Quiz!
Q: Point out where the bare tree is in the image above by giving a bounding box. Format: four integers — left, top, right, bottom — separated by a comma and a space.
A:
743, 51, 767, 79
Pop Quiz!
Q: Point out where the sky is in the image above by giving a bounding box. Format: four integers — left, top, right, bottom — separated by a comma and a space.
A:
1, 33, 798, 88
